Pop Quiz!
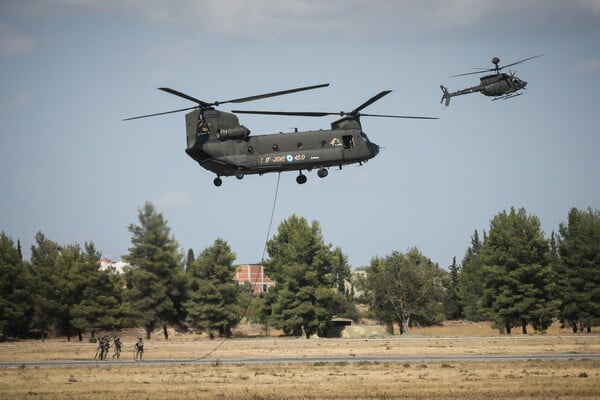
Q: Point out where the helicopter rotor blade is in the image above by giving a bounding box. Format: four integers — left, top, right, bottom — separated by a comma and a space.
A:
449, 53, 544, 78
124, 83, 329, 121
231, 110, 333, 117
351, 90, 392, 114
122, 106, 199, 121
499, 53, 545, 70
232, 110, 438, 120
358, 113, 438, 120
220, 83, 330, 105
450, 69, 492, 78
232, 90, 437, 119
160, 84, 329, 107
159, 88, 211, 107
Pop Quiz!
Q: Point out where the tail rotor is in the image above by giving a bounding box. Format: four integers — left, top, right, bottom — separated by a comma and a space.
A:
440, 85, 451, 106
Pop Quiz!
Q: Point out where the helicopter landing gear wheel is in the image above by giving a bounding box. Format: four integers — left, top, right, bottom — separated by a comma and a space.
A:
235, 170, 244, 180
213, 177, 223, 187
296, 173, 307, 185
317, 168, 328, 178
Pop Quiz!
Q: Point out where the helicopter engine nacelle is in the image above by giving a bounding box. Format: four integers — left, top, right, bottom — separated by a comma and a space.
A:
216, 125, 250, 140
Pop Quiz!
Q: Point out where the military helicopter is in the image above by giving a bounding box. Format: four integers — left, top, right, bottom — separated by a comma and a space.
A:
125, 84, 437, 186
440, 54, 544, 106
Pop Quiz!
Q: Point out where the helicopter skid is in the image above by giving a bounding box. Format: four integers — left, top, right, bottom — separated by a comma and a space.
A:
492, 92, 523, 101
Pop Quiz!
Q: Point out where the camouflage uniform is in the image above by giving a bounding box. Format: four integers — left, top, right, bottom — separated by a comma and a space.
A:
95, 335, 110, 361
113, 336, 122, 359
134, 337, 144, 361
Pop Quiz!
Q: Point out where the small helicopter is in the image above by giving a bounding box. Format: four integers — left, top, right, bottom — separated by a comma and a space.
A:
440, 54, 544, 106
125, 84, 437, 186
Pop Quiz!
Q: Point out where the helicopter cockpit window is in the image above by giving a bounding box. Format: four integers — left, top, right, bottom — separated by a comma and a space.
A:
272, 144, 279, 151
342, 135, 354, 149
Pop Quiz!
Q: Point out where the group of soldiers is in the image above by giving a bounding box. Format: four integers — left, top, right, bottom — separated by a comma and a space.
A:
94, 335, 123, 360
94, 335, 144, 361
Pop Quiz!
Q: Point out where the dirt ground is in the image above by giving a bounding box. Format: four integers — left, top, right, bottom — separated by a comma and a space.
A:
1, 322, 599, 399
1, 320, 598, 362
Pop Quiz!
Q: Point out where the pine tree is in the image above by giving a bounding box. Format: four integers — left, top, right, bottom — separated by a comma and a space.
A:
458, 230, 486, 321
70, 242, 123, 340
445, 257, 463, 319
185, 239, 240, 338
185, 248, 195, 271
29, 232, 62, 339
557, 207, 600, 332
480, 207, 558, 334
263, 215, 336, 338
0, 232, 33, 338
123, 202, 185, 339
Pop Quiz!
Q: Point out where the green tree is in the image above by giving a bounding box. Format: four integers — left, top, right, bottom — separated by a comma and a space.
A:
556, 207, 600, 332
331, 247, 351, 295
458, 230, 487, 321
185, 239, 240, 338
123, 202, 185, 339
480, 207, 558, 334
444, 256, 463, 320
0, 232, 33, 339
327, 247, 359, 321
29, 232, 62, 339
52, 244, 86, 340
263, 215, 337, 338
70, 242, 123, 340
185, 248, 195, 271
365, 248, 445, 334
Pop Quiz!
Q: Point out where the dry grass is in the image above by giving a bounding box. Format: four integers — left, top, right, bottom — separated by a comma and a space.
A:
1, 322, 599, 399
1, 359, 599, 399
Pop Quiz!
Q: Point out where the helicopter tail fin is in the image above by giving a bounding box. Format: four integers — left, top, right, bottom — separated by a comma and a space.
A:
440, 85, 451, 106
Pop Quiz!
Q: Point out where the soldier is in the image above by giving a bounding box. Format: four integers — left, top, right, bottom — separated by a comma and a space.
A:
113, 336, 122, 359
134, 337, 144, 361
101, 335, 110, 360
94, 337, 103, 360
94, 335, 109, 361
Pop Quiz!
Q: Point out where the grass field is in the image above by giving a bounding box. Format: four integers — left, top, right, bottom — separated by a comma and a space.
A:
1, 322, 599, 399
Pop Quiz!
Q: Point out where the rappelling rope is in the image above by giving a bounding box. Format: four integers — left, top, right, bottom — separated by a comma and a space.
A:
195, 172, 281, 360
261, 171, 281, 263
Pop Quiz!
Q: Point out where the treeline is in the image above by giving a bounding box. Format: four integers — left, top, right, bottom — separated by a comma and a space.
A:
1, 204, 598, 340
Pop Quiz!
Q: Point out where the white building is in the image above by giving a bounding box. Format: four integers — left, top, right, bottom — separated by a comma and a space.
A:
98, 256, 130, 274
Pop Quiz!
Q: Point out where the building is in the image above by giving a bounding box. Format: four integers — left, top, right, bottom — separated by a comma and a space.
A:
235, 264, 275, 293
98, 256, 130, 274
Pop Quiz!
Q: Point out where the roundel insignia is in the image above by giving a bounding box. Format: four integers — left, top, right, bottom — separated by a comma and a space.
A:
286, 154, 294, 162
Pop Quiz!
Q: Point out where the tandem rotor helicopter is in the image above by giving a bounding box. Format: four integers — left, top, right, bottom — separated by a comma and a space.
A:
125, 84, 437, 186
440, 54, 544, 106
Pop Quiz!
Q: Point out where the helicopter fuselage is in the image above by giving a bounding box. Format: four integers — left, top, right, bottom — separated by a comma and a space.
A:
441, 73, 527, 105
184, 109, 379, 184
124, 85, 433, 186
478, 73, 527, 97
439, 53, 544, 106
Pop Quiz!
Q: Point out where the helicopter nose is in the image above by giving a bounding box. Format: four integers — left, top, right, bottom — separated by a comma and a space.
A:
371, 142, 380, 156
521, 80, 527, 88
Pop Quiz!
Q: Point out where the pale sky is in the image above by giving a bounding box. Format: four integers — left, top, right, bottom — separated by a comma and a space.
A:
1, 0, 599, 269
